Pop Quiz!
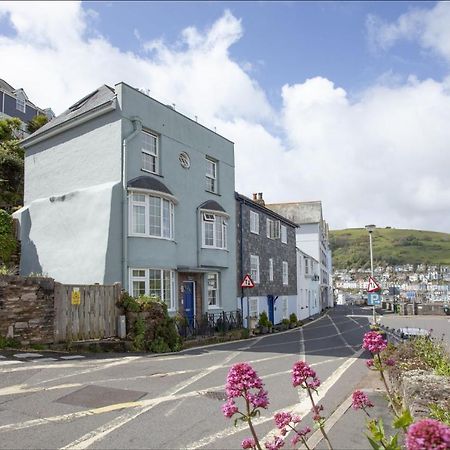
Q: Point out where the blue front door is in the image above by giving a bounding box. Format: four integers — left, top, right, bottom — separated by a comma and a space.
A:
183, 281, 195, 325
267, 295, 275, 324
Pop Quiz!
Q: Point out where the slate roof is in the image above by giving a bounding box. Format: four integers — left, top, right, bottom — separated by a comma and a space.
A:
22, 85, 116, 142
199, 200, 226, 213
127, 176, 174, 196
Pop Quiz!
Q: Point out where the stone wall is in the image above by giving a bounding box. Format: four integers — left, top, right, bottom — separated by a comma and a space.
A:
0, 275, 55, 345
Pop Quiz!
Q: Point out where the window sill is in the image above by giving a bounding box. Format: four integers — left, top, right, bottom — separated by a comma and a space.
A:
141, 169, 164, 178
205, 189, 221, 196
208, 306, 222, 310
250, 231, 259, 235
128, 234, 176, 242
201, 246, 228, 251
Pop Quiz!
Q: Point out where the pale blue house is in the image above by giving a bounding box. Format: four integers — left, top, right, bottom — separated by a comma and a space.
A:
15, 83, 237, 320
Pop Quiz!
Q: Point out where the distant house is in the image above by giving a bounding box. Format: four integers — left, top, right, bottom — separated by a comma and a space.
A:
266, 201, 334, 311
0, 78, 54, 135
14, 82, 237, 321
296, 249, 320, 319
235, 192, 297, 326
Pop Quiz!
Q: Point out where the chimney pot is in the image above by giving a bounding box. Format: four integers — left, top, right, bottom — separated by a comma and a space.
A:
253, 193, 257, 200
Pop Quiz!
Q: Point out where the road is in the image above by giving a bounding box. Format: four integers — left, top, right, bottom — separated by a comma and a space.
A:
0, 306, 374, 449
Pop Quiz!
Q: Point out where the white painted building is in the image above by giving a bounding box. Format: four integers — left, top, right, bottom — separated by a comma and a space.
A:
296, 249, 321, 320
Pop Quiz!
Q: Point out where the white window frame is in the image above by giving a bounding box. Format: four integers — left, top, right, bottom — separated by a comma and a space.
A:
205, 157, 217, 193
281, 225, 287, 244
16, 97, 26, 113
250, 255, 260, 284
266, 218, 281, 239
282, 261, 289, 285
129, 268, 176, 311
201, 212, 227, 249
281, 296, 289, 319
129, 192, 175, 240
250, 211, 259, 234
141, 130, 159, 175
269, 258, 274, 282
249, 297, 259, 319
207, 272, 220, 308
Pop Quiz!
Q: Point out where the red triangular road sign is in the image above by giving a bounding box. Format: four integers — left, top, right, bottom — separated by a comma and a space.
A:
367, 276, 381, 293
241, 274, 255, 288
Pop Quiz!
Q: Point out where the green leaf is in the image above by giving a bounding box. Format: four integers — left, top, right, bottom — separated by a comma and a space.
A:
393, 409, 413, 430
366, 435, 382, 450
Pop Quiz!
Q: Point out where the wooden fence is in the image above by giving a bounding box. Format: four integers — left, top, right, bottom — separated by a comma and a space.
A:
54, 283, 122, 342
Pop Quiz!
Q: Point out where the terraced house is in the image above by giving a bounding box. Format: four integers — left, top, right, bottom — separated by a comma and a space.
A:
14, 82, 237, 321
236, 192, 298, 326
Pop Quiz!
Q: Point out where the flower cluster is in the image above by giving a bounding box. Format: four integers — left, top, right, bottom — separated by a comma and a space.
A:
292, 361, 321, 390
351, 390, 374, 411
264, 436, 285, 450
241, 438, 256, 449
311, 404, 325, 422
362, 331, 387, 354
291, 427, 312, 446
272, 411, 311, 446
406, 418, 450, 450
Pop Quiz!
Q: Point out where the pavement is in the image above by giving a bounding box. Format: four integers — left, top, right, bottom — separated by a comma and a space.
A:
0, 306, 414, 449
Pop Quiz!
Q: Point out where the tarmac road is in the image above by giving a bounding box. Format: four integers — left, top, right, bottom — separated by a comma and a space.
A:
0, 305, 375, 449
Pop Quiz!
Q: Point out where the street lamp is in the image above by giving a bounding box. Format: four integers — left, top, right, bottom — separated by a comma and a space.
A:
365, 224, 376, 323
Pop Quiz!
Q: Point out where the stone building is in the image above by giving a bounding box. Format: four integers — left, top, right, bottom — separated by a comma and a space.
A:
235, 192, 297, 326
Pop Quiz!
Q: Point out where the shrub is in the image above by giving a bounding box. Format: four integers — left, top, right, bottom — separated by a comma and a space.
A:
0, 210, 16, 264
258, 311, 269, 328
281, 318, 290, 327
289, 313, 297, 324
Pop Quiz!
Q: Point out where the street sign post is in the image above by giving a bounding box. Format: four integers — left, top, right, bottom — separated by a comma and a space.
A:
240, 274, 255, 329
367, 292, 382, 306
367, 276, 381, 293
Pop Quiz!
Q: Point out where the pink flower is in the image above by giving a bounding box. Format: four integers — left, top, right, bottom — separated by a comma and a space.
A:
292, 361, 321, 389
406, 419, 450, 450
222, 399, 238, 418
264, 436, 285, 450
362, 331, 387, 354
311, 404, 324, 421
385, 358, 396, 367
248, 389, 269, 409
366, 359, 374, 368
292, 414, 302, 424
274, 412, 293, 429
226, 363, 264, 398
351, 390, 374, 410
242, 438, 256, 449
291, 427, 311, 446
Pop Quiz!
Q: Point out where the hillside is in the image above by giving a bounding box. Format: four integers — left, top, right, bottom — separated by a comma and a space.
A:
330, 228, 450, 269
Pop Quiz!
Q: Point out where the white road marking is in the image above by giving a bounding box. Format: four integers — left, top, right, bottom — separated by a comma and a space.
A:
60, 355, 85, 360
0, 360, 24, 366
31, 358, 58, 362
13, 353, 43, 358
164, 398, 186, 417
327, 315, 354, 352
59, 337, 264, 449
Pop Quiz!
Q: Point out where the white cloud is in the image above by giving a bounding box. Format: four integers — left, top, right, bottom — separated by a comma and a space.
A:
1, 2, 450, 232
367, 2, 450, 62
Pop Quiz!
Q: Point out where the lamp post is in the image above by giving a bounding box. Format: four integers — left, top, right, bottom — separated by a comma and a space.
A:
365, 224, 376, 323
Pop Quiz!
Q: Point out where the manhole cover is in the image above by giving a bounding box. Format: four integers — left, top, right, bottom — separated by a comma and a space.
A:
200, 390, 227, 401
56, 385, 147, 408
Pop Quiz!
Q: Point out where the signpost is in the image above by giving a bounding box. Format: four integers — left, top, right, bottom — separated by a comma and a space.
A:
367, 292, 382, 306
367, 276, 381, 323
240, 274, 255, 329
367, 276, 381, 293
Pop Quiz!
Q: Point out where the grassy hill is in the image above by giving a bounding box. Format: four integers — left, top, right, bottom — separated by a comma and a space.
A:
330, 228, 450, 270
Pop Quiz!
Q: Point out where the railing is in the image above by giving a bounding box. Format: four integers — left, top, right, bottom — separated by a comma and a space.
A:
176, 310, 243, 339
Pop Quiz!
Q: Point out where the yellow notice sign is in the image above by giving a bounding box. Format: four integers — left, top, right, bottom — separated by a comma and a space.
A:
71, 287, 81, 305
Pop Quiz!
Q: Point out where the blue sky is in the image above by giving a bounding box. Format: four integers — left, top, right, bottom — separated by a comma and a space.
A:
1, 1, 450, 232
86, 1, 447, 105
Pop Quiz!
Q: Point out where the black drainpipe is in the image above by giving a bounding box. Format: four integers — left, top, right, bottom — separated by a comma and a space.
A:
239, 198, 245, 323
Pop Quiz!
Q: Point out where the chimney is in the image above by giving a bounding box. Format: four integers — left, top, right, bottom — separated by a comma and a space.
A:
252, 193, 258, 201
255, 192, 265, 206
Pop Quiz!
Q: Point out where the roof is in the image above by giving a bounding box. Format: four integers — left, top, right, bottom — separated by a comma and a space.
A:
199, 200, 226, 213
266, 201, 323, 225
22, 85, 116, 142
0, 79, 15, 94
127, 176, 173, 195
235, 192, 298, 228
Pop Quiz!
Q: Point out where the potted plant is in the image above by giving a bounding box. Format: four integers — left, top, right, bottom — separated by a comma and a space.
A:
258, 311, 270, 334
289, 313, 298, 328
281, 318, 290, 331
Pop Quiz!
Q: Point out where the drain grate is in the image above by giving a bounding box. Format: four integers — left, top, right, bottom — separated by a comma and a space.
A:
55, 385, 147, 409
200, 390, 227, 401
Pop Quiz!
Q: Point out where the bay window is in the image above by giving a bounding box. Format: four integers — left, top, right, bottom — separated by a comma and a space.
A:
129, 192, 174, 239
130, 268, 176, 310
202, 212, 227, 249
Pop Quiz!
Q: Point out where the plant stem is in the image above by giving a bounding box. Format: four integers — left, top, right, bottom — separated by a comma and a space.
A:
301, 436, 312, 450
245, 395, 262, 450
376, 354, 401, 418
306, 387, 333, 450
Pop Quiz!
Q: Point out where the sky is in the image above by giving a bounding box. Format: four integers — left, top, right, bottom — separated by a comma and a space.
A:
1, 1, 450, 232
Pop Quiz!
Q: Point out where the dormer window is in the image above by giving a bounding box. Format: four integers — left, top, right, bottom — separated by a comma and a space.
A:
16, 97, 26, 113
